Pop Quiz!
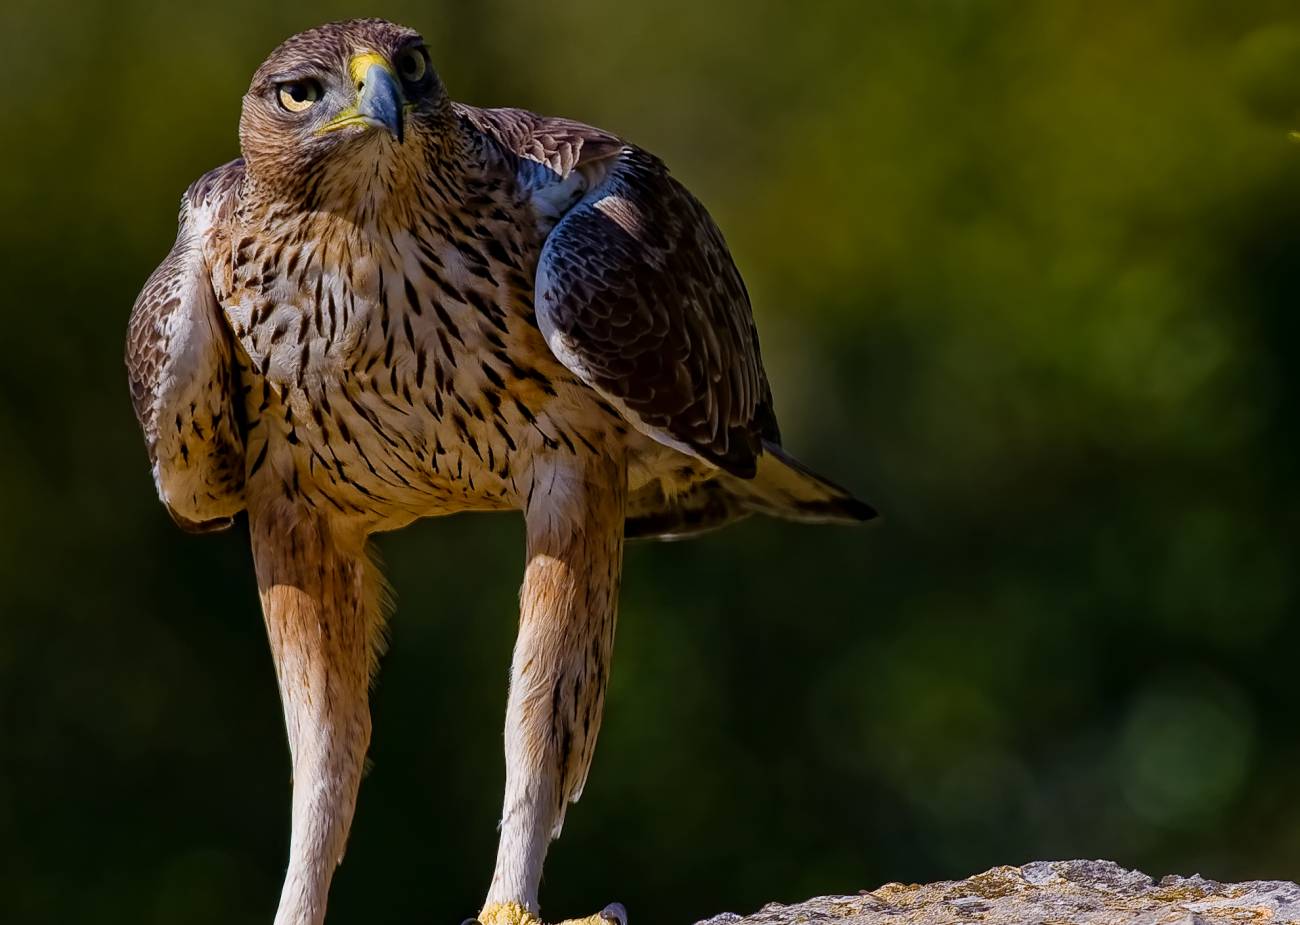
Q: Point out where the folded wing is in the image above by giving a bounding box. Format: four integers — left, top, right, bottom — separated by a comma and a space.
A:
464, 106, 778, 478
537, 147, 779, 477
125, 161, 246, 531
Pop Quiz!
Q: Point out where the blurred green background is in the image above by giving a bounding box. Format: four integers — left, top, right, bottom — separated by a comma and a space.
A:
3, 0, 1300, 922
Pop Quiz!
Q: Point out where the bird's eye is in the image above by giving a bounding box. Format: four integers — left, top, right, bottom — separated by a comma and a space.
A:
276, 79, 323, 113
396, 47, 428, 84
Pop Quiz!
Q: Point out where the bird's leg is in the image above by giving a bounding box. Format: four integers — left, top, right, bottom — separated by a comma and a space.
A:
479, 453, 628, 925
250, 503, 386, 925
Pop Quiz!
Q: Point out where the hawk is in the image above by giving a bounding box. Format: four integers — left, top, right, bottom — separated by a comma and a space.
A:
125, 19, 874, 925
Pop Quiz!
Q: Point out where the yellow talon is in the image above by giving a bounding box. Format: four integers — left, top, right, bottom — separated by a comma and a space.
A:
477, 903, 541, 925
475, 902, 627, 925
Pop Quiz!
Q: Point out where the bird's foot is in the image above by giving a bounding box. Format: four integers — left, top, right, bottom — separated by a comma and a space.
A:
553, 907, 626, 925
470, 901, 627, 925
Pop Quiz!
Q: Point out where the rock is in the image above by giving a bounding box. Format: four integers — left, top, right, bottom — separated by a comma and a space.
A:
695, 859, 1300, 924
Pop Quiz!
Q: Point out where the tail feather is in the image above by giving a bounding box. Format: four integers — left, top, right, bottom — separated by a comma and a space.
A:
733, 441, 877, 524
625, 442, 876, 541
625, 480, 749, 540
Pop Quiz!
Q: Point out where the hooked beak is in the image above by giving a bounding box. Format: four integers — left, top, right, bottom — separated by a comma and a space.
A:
356, 62, 404, 142
319, 53, 405, 142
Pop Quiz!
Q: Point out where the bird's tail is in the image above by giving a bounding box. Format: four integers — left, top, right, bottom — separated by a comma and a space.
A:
624, 441, 876, 540
730, 440, 877, 525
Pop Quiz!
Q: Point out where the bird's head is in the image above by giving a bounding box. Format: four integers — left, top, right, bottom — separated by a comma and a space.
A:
239, 19, 452, 209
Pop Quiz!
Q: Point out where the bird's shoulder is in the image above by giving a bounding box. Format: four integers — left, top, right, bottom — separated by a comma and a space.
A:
454, 103, 629, 179
177, 159, 249, 297
127, 159, 245, 392
182, 158, 246, 234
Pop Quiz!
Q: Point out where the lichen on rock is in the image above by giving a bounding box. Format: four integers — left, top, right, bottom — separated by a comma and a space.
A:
696, 859, 1300, 924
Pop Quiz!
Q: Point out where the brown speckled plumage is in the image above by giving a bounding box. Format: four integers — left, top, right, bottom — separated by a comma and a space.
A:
125, 18, 873, 925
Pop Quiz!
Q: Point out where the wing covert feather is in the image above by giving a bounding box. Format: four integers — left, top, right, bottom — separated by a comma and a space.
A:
125, 161, 246, 531
456, 104, 625, 179
532, 144, 777, 477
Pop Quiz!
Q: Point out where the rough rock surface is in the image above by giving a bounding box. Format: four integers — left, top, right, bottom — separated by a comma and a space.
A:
695, 859, 1300, 924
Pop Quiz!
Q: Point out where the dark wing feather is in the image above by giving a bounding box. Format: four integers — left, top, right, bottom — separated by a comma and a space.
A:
541, 150, 777, 476
126, 160, 246, 531
465, 106, 777, 477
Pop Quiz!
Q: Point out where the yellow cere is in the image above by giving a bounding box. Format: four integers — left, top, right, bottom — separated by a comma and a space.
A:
316, 53, 401, 136
348, 52, 393, 86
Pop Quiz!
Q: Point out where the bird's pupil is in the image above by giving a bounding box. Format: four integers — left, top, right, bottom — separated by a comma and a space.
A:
289, 84, 307, 101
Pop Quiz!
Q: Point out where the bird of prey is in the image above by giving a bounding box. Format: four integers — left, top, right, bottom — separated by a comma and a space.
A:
125, 18, 874, 925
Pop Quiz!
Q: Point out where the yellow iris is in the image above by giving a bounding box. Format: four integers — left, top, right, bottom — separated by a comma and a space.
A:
277, 80, 322, 113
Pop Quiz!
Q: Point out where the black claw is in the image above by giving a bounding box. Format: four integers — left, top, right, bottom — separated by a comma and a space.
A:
600, 903, 628, 925
461, 919, 482, 925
